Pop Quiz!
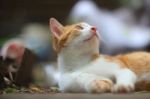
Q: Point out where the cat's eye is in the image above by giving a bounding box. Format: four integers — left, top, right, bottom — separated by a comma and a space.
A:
75, 25, 84, 30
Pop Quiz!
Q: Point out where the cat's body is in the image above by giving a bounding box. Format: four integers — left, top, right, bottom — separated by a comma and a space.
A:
49, 18, 150, 93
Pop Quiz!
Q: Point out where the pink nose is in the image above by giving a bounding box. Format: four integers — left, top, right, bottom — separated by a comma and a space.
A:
91, 26, 97, 34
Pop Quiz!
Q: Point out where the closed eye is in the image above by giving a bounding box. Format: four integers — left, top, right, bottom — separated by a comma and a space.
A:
75, 25, 84, 30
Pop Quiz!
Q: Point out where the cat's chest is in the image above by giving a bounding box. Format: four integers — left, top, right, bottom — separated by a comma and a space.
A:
79, 57, 121, 77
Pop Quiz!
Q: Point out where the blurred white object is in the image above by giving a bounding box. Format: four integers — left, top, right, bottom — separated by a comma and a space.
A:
113, 7, 136, 25
68, 0, 150, 53
44, 64, 59, 86
20, 23, 51, 60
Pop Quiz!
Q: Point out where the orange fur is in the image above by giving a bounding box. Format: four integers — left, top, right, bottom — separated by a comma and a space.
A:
97, 52, 150, 76
90, 79, 113, 93
115, 52, 150, 91
103, 55, 126, 69
51, 23, 82, 52
116, 52, 150, 75
91, 53, 100, 61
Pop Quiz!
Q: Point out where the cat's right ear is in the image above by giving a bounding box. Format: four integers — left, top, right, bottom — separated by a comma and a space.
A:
50, 18, 63, 39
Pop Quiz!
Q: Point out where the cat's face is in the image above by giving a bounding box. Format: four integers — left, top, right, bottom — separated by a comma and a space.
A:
50, 18, 100, 53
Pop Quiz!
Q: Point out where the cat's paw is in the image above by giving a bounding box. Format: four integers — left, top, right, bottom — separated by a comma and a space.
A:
88, 79, 113, 93
111, 84, 135, 93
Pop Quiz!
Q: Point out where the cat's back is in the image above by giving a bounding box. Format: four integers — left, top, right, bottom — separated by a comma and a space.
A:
116, 51, 150, 75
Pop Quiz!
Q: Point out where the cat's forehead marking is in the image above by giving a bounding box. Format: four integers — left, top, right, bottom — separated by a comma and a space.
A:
79, 22, 91, 27
62, 22, 90, 33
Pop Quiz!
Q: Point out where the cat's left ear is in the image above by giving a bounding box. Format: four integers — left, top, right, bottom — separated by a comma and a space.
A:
50, 18, 63, 39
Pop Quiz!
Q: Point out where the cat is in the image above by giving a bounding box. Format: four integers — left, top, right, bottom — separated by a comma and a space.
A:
49, 18, 150, 93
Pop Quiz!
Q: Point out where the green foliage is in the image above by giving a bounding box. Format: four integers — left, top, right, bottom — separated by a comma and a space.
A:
0, 36, 12, 47
3, 87, 18, 93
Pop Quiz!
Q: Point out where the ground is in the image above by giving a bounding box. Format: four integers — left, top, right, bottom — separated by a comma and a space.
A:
0, 93, 150, 99
0, 86, 150, 99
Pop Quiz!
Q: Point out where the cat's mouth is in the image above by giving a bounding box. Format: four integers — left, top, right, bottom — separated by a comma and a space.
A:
84, 33, 98, 42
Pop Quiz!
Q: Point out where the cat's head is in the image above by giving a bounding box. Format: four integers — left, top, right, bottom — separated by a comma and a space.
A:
49, 18, 100, 53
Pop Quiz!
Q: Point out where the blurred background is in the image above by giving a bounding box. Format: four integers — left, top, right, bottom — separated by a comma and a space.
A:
0, 0, 150, 87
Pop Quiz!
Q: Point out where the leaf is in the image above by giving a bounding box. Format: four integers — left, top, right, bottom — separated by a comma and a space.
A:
3, 87, 17, 93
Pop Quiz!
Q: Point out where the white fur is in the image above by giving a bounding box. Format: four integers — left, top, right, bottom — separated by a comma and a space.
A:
52, 22, 137, 93
58, 53, 137, 92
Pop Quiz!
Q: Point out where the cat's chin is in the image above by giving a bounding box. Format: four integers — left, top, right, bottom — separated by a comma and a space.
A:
84, 34, 98, 42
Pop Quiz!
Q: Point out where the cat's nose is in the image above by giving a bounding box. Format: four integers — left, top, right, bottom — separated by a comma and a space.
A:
91, 26, 97, 34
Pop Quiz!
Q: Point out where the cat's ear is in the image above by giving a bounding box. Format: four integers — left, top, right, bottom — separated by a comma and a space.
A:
50, 18, 63, 39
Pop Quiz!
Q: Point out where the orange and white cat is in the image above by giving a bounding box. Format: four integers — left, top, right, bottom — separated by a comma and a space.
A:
49, 18, 150, 93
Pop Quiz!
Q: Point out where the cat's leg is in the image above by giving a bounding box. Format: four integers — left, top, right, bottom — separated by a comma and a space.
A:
78, 73, 114, 93
86, 78, 113, 93
59, 73, 113, 93
112, 68, 137, 93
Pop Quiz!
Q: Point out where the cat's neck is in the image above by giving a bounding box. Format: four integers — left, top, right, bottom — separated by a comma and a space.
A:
58, 49, 99, 73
